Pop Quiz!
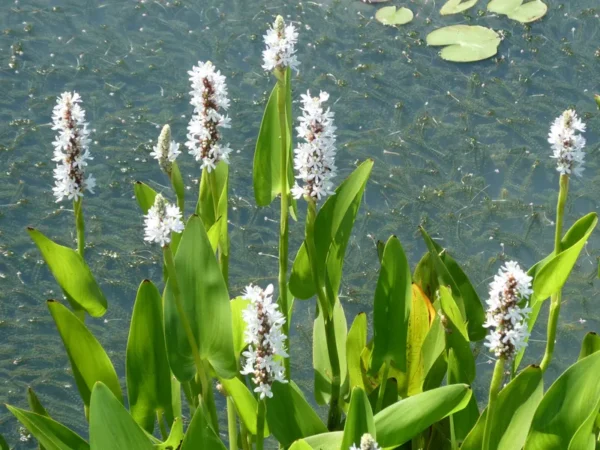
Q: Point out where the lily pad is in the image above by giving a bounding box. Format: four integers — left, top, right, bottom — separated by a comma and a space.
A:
487, 0, 547, 23
426, 25, 501, 63
375, 6, 414, 26
440, 0, 478, 15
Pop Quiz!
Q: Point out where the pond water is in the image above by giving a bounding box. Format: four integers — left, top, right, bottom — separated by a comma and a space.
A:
1, 0, 599, 447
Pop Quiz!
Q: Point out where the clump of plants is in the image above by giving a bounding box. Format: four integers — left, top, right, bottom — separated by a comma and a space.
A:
3, 14, 599, 450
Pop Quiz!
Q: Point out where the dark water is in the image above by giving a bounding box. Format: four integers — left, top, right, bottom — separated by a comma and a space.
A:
1, 0, 599, 446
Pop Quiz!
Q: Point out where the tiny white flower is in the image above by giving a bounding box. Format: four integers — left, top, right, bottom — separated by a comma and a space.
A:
350, 433, 381, 450
185, 61, 233, 172
143, 194, 184, 247
150, 124, 180, 174
548, 109, 586, 177
292, 90, 338, 201
240, 283, 288, 399
262, 16, 300, 73
51, 91, 96, 202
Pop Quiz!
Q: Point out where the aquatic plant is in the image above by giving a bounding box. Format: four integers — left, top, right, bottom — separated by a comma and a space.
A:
3, 11, 600, 450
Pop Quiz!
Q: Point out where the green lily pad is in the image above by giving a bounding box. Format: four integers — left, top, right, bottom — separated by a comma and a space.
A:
440, 0, 478, 15
487, 0, 547, 23
426, 25, 501, 63
375, 6, 414, 26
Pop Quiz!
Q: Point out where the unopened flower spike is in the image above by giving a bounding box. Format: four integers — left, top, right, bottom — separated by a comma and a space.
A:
185, 61, 233, 173
150, 124, 180, 175
52, 91, 96, 202
240, 283, 288, 399
483, 261, 533, 359
548, 109, 586, 177
350, 434, 381, 450
291, 90, 338, 201
262, 15, 300, 74
143, 194, 184, 247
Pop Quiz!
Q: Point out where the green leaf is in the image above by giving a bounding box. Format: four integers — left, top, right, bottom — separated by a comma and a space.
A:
406, 284, 435, 395
220, 377, 269, 436
47, 300, 121, 409
154, 417, 183, 450
290, 160, 374, 305
370, 236, 411, 374
487, 0, 547, 23
28, 228, 107, 317
347, 313, 368, 391
303, 432, 343, 449
375, 6, 414, 25
532, 212, 597, 303
440, 0, 478, 15
27, 387, 49, 417
426, 25, 501, 62
180, 404, 226, 450
170, 161, 185, 214
133, 181, 158, 214
0, 434, 8, 450
6, 405, 89, 450
89, 383, 152, 450
230, 297, 250, 359
525, 351, 600, 449
578, 332, 600, 360
462, 365, 543, 450
265, 381, 328, 447
421, 315, 446, 389
446, 349, 479, 441
313, 300, 348, 405
374, 384, 472, 448
288, 440, 313, 450
163, 215, 237, 381
341, 388, 376, 450
126, 280, 173, 433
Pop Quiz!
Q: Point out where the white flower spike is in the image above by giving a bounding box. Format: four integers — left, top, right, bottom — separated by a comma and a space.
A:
150, 124, 180, 175
262, 15, 300, 74
240, 284, 288, 399
291, 90, 338, 201
483, 261, 533, 359
548, 109, 586, 177
51, 91, 96, 202
350, 434, 381, 450
143, 194, 184, 247
185, 61, 233, 173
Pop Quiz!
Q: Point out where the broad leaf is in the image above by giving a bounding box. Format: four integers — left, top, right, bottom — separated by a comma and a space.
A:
133, 181, 158, 214
180, 404, 226, 450
48, 300, 121, 408
28, 228, 107, 317
426, 25, 501, 62
341, 388, 376, 450
440, 0, 478, 15
375, 6, 414, 25
487, 0, 547, 23
163, 215, 237, 381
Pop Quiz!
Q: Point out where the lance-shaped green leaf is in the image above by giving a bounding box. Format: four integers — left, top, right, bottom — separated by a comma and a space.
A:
126, 280, 173, 433
265, 381, 328, 447
290, 160, 374, 304
421, 314, 446, 389
89, 383, 152, 450
487, 0, 547, 23
170, 161, 185, 214
406, 284, 435, 395
578, 332, 600, 360
180, 403, 226, 450
220, 377, 269, 437
369, 236, 411, 374
426, 25, 501, 63
0, 434, 8, 450
6, 406, 89, 450
347, 312, 367, 391
313, 300, 348, 405
374, 384, 472, 447
532, 212, 597, 303
525, 351, 600, 449
230, 297, 250, 359
27, 387, 49, 418
440, 0, 478, 15
419, 226, 486, 341
48, 300, 121, 408
196, 162, 228, 241
133, 181, 158, 214
462, 365, 543, 450
341, 387, 375, 450
446, 349, 479, 441
304, 432, 343, 448
163, 215, 237, 381
28, 229, 107, 317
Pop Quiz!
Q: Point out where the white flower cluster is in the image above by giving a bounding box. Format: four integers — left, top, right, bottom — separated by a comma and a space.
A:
484, 261, 533, 359
185, 61, 233, 172
291, 91, 338, 201
548, 109, 586, 177
240, 284, 288, 399
350, 434, 381, 450
51, 92, 96, 202
150, 124, 180, 175
262, 16, 300, 73
143, 194, 184, 247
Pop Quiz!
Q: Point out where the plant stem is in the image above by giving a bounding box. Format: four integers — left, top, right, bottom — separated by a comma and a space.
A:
157, 410, 168, 440
483, 358, 505, 450
226, 397, 237, 450
324, 313, 342, 430
256, 399, 266, 450
73, 198, 86, 321
540, 174, 569, 373
276, 75, 291, 380
375, 361, 390, 413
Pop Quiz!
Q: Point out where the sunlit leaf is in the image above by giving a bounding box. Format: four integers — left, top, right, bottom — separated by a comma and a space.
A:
440, 0, 478, 15
347, 313, 368, 391
133, 181, 158, 214
220, 377, 269, 436
426, 25, 501, 62
488, 0, 547, 23
341, 388, 376, 450
578, 332, 600, 360
375, 6, 414, 25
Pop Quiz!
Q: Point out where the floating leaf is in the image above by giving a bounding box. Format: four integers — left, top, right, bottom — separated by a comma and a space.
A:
426, 25, 501, 63
375, 6, 414, 25
487, 0, 547, 23
440, 0, 478, 15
